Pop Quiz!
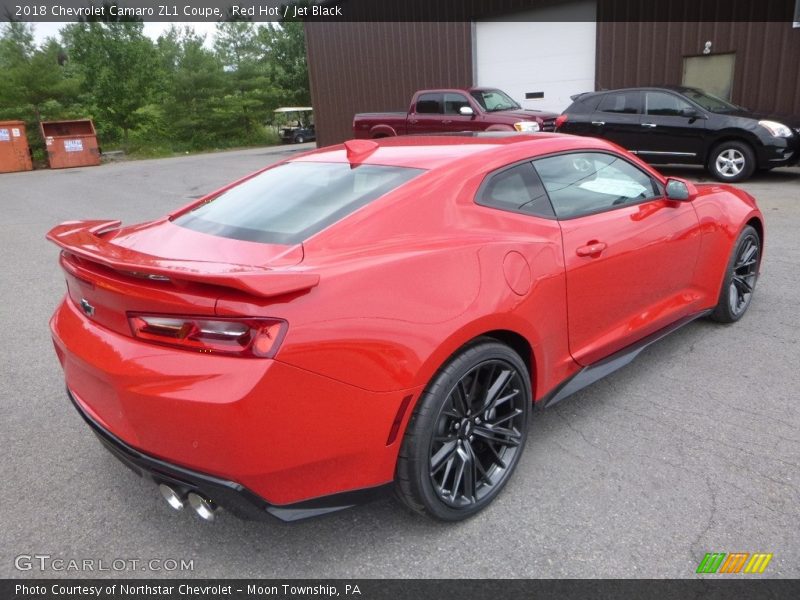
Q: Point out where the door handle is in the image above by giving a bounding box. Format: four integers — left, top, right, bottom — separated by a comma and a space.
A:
591, 121, 605, 126
641, 122, 657, 128
442, 119, 452, 125
409, 119, 418, 124
576, 241, 607, 257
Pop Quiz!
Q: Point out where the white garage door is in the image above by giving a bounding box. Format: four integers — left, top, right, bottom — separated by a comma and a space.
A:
474, 0, 597, 114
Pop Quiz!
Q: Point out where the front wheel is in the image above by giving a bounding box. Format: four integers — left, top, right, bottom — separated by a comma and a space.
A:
710, 225, 761, 323
395, 340, 531, 521
708, 141, 756, 182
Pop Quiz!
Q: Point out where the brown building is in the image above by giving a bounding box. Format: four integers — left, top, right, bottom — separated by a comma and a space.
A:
304, 0, 800, 146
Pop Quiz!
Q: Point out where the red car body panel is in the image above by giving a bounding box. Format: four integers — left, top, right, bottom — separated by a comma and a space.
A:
559, 198, 703, 365
48, 134, 763, 511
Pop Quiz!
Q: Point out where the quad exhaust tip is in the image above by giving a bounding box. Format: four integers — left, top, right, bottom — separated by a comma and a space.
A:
159, 483, 186, 511
158, 484, 219, 521
188, 492, 218, 521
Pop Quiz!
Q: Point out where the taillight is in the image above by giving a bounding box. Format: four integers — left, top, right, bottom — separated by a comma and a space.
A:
128, 314, 286, 358
555, 114, 568, 130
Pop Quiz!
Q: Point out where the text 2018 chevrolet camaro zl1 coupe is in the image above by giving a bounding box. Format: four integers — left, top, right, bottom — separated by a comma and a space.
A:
48, 134, 763, 522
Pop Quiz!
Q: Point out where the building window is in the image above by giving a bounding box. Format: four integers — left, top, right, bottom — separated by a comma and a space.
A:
794, 0, 800, 27
682, 53, 736, 101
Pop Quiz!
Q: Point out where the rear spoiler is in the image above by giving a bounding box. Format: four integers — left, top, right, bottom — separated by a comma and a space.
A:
570, 92, 591, 101
46, 220, 320, 299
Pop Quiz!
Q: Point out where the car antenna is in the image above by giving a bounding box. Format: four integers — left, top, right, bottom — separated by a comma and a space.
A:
344, 139, 379, 166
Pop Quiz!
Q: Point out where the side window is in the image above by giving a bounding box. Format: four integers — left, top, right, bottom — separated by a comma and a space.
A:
598, 91, 640, 114
416, 93, 442, 114
532, 152, 659, 219
476, 162, 555, 218
443, 93, 470, 115
576, 95, 603, 111
645, 92, 693, 116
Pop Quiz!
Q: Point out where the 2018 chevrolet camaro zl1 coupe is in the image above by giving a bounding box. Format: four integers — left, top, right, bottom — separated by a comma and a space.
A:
49, 134, 764, 522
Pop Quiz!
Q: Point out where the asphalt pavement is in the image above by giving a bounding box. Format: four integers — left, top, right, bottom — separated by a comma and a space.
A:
1, 145, 798, 579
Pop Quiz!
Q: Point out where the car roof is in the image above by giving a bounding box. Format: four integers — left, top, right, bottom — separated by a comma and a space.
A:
291, 133, 614, 170
578, 85, 699, 97
414, 87, 504, 93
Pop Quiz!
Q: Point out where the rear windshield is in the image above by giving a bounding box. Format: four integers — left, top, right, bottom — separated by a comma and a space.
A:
174, 162, 424, 244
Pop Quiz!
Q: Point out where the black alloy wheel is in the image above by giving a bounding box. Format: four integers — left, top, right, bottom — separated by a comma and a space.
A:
711, 225, 761, 323
395, 340, 530, 520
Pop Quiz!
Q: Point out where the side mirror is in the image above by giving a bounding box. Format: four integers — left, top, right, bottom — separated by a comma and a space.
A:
665, 177, 696, 201
682, 108, 706, 120
459, 106, 474, 116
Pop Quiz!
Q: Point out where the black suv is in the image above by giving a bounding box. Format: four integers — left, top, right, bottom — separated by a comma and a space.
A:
556, 86, 799, 182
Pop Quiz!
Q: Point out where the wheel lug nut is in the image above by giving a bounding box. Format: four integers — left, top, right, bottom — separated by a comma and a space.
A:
469, 435, 474, 441
454, 423, 460, 430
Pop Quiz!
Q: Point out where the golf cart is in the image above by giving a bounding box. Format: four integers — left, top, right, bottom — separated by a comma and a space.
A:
274, 107, 316, 144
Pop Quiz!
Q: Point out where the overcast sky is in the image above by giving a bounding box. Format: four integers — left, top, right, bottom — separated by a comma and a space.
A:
30, 21, 220, 46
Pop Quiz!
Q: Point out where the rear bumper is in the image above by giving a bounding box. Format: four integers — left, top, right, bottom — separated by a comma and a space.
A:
68, 389, 390, 522
51, 295, 417, 509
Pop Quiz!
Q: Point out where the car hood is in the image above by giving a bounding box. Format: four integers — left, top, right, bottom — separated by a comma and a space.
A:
716, 109, 800, 128
491, 109, 559, 121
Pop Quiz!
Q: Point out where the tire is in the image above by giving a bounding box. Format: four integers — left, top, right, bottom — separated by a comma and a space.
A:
708, 140, 756, 182
395, 339, 531, 521
710, 225, 761, 323
294, 136, 304, 144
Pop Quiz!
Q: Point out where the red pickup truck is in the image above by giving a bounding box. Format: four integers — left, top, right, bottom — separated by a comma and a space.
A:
353, 88, 558, 138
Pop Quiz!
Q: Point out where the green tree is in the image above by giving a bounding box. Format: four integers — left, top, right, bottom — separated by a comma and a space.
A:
0, 23, 83, 159
0, 24, 79, 119
0, 16, 312, 158
261, 20, 310, 106
158, 27, 230, 150
61, 21, 161, 147
214, 21, 281, 138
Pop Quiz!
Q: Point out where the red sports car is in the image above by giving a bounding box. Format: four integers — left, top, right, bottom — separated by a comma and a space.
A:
48, 134, 764, 522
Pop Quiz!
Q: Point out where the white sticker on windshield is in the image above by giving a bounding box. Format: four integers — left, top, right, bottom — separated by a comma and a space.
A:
580, 178, 647, 199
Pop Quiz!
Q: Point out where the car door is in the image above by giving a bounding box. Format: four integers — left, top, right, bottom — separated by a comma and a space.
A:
442, 92, 484, 133
408, 92, 444, 134
531, 151, 702, 365
591, 91, 643, 150
634, 91, 707, 163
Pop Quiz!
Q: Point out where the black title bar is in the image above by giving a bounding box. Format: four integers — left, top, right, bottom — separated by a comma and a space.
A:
0, 0, 798, 22
4, 579, 800, 600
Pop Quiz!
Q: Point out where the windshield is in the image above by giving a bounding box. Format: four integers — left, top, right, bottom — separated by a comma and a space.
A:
174, 162, 423, 244
681, 88, 739, 113
470, 89, 521, 112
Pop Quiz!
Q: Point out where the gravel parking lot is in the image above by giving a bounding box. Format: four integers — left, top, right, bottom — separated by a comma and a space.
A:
1, 145, 798, 579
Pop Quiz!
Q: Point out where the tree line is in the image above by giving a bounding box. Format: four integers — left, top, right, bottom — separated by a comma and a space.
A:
0, 19, 310, 161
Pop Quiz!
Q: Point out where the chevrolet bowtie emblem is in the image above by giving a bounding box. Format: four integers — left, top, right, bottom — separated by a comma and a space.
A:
79, 298, 95, 317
